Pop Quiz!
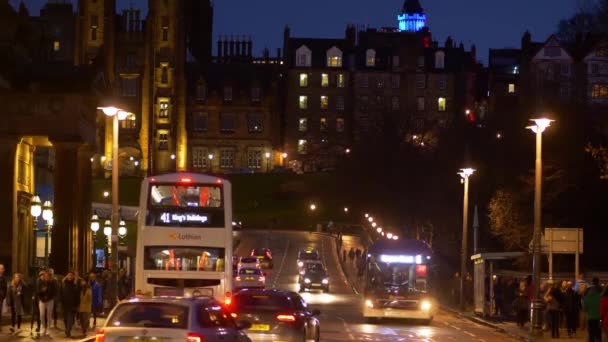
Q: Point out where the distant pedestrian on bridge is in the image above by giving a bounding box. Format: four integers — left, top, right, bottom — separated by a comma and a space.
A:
348, 248, 355, 264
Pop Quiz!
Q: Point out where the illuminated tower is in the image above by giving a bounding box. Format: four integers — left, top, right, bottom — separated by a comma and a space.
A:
398, 0, 426, 32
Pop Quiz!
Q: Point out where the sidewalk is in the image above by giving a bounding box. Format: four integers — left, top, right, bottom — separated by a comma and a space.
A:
336, 234, 367, 295
0, 316, 105, 341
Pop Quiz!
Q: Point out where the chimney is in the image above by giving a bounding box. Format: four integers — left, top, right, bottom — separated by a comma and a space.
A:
345, 24, 356, 48
122, 10, 128, 31
135, 10, 140, 31
223, 35, 228, 62
248, 36, 253, 60
128, 8, 134, 32
445, 36, 453, 49
217, 37, 223, 62
521, 31, 531, 52
277, 48, 281, 60
229, 35, 235, 62
470, 44, 476, 61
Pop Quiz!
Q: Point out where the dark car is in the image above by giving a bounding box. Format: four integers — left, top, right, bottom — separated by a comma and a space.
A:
251, 248, 274, 269
297, 248, 320, 268
299, 261, 329, 293
229, 289, 320, 342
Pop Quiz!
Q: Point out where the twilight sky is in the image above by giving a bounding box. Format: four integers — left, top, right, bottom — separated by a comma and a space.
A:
21, 0, 576, 64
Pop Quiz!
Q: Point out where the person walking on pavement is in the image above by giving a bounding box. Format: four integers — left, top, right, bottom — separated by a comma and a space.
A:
348, 248, 355, 264
513, 280, 529, 328
30, 271, 44, 336
37, 270, 57, 336
584, 277, 603, 342
47, 268, 60, 329
89, 272, 103, 328
7, 273, 25, 333
545, 281, 562, 339
61, 271, 80, 338
342, 249, 346, 264
0, 264, 7, 332
599, 284, 608, 342
564, 281, 581, 338
117, 269, 132, 301
78, 278, 92, 338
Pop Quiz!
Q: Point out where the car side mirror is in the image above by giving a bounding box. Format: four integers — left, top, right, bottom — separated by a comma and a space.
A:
236, 320, 252, 330
312, 309, 321, 316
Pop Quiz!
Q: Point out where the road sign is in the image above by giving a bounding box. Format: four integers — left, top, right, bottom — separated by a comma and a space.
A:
545, 228, 583, 254
528, 234, 549, 253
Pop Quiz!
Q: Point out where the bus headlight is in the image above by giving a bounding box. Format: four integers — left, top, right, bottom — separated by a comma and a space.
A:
304, 278, 311, 284
298, 261, 304, 267
420, 300, 432, 311
322, 278, 329, 284
365, 299, 374, 308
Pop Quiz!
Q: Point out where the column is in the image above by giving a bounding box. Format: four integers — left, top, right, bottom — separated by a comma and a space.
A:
76, 145, 93, 274
0, 140, 17, 273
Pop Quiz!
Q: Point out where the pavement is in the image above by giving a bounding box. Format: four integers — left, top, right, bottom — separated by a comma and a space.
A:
0, 316, 105, 341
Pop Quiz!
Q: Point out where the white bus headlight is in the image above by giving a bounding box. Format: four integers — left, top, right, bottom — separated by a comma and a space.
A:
420, 300, 432, 311
304, 278, 311, 284
365, 299, 374, 308
298, 261, 304, 267
322, 278, 329, 284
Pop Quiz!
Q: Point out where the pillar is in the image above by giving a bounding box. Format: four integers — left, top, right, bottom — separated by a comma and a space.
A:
0, 140, 17, 274
76, 145, 93, 274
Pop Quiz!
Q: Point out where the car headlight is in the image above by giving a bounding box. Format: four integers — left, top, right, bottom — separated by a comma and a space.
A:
322, 278, 329, 284
304, 278, 311, 284
298, 261, 304, 267
299, 270, 305, 275
365, 299, 374, 308
420, 300, 432, 311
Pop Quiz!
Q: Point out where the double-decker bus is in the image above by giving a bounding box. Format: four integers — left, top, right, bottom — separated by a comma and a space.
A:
363, 239, 437, 324
134, 173, 233, 302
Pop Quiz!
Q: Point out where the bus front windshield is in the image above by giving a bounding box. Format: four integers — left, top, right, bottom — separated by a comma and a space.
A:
146, 184, 224, 227
368, 260, 428, 293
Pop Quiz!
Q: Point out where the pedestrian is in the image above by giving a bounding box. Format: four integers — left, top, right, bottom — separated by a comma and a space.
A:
61, 271, 80, 338
451, 272, 460, 306
580, 282, 589, 332
544, 281, 561, 339
583, 277, 602, 342
348, 248, 355, 263
513, 280, 528, 328
89, 272, 103, 327
30, 271, 43, 336
37, 270, 57, 336
7, 273, 25, 333
78, 278, 92, 338
355, 248, 361, 260
600, 284, 608, 342
494, 277, 505, 317
118, 269, 132, 301
342, 249, 346, 264
47, 268, 60, 329
0, 264, 7, 332
564, 280, 581, 337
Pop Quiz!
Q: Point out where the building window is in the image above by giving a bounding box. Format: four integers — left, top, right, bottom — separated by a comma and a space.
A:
192, 147, 209, 169
336, 118, 345, 132
366, 49, 376, 67
298, 118, 308, 132
393, 55, 400, 68
417, 97, 425, 111
596, 47, 608, 57
376, 77, 384, 88
296, 45, 311, 67
320, 117, 328, 132
358, 74, 369, 88
195, 83, 206, 101
126, 54, 137, 67
251, 87, 261, 102
159, 101, 170, 118
326, 47, 343, 67
591, 84, 608, 98
417, 56, 425, 67
336, 96, 345, 111
435, 51, 445, 69
53, 41, 60, 51
161, 16, 169, 41
560, 85, 570, 98
91, 27, 97, 41
220, 113, 236, 133
437, 97, 446, 111
121, 77, 138, 97
375, 95, 383, 105
192, 112, 208, 132
247, 149, 263, 169
337, 74, 345, 88
299, 73, 308, 87
120, 112, 137, 129
321, 73, 329, 87
248, 113, 263, 133
158, 130, 169, 150
297, 139, 308, 154
508, 83, 515, 94
391, 75, 400, 89
224, 86, 233, 102
561, 63, 570, 76
591, 64, 599, 75
220, 148, 235, 169
320, 96, 328, 110
438, 76, 447, 90
391, 96, 400, 111
416, 74, 426, 89
359, 95, 369, 111
299, 95, 308, 109
161, 66, 168, 83
90, 15, 98, 40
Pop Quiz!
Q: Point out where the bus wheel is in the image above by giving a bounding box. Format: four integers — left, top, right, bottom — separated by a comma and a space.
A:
365, 317, 379, 324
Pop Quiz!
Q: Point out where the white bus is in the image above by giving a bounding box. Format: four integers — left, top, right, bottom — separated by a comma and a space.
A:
134, 173, 233, 302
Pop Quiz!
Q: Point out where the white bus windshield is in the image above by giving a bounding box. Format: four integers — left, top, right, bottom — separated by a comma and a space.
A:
146, 184, 224, 227
144, 246, 225, 272
368, 261, 428, 292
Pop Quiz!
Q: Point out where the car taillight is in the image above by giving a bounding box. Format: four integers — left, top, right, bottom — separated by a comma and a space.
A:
230, 313, 238, 319
235, 276, 241, 281
95, 330, 105, 342
187, 332, 204, 342
276, 314, 296, 322
259, 276, 265, 282
224, 291, 232, 306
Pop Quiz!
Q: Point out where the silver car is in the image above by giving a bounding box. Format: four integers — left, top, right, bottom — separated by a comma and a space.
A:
97, 296, 252, 342
234, 267, 266, 290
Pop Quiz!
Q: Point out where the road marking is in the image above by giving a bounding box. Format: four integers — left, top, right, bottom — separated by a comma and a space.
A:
270, 238, 290, 288
336, 316, 356, 340
463, 330, 476, 337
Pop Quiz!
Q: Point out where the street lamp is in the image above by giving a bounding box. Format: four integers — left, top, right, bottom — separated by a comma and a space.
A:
368, 217, 373, 223
30, 195, 42, 268
118, 220, 127, 238
103, 219, 112, 268
387, 233, 393, 239
265, 152, 271, 172
372, 222, 377, 228
392, 235, 399, 240
90, 213, 100, 268
208, 154, 214, 173
309, 204, 316, 211
41, 200, 53, 267
282, 152, 288, 166
364, 213, 369, 218
458, 167, 475, 311
376, 227, 382, 233
527, 117, 553, 334
343, 207, 349, 213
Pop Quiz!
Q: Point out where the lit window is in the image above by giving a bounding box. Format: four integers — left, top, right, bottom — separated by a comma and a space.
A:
219, 148, 235, 169
192, 112, 208, 132
416, 74, 426, 89
320, 117, 328, 131
247, 113, 263, 133
53, 41, 60, 52
247, 149, 263, 169
591, 84, 608, 98
417, 97, 425, 111
336, 96, 345, 111
158, 130, 169, 150
299, 73, 308, 87
297, 139, 308, 154
391, 97, 400, 111
321, 73, 329, 87
161, 16, 169, 41
366, 49, 376, 67
435, 51, 445, 69
320, 96, 328, 110
299, 96, 308, 109
251, 87, 261, 102
337, 74, 345, 88
90, 15, 98, 41
298, 118, 308, 132
326, 47, 343, 67
391, 75, 400, 89
220, 113, 236, 133
224, 86, 233, 102
120, 112, 137, 129
336, 118, 345, 132
159, 101, 170, 118
437, 97, 446, 111
508, 83, 515, 94
192, 147, 209, 169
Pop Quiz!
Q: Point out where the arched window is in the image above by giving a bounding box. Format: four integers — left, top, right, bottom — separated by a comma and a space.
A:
434, 51, 445, 69
326, 46, 343, 67
366, 49, 376, 67
295, 45, 311, 67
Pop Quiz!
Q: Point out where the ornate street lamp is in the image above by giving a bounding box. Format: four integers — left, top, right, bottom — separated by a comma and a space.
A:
41, 200, 53, 267
30, 195, 42, 268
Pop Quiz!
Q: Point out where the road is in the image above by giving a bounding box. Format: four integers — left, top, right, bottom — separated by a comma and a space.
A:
236, 230, 518, 342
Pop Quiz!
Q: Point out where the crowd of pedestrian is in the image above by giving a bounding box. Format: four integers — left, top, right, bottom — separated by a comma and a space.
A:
0, 263, 132, 338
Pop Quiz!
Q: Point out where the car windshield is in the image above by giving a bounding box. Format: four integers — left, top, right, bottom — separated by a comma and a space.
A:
107, 303, 189, 329
299, 251, 319, 260
305, 263, 325, 273
239, 268, 262, 275
252, 249, 269, 256
233, 294, 294, 312
240, 257, 257, 263
198, 305, 235, 328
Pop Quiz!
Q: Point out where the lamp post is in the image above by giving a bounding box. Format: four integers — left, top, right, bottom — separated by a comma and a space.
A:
282, 152, 288, 166
265, 152, 271, 172
90, 213, 100, 268
208, 154, 214, 173
30, 195, 42, 268
103, 219, 112, 268
527, 118, 553, 335
42, 200, 53, 267
458, 167, 475, 311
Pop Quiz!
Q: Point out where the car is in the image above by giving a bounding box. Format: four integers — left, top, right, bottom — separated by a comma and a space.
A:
234, 267, 266, 290
297, 248, 321, 268
229, 289, 320, 342
238, 256, 261, 270
96, 296, 252, 342
299, 261, 330, 293
251, 248, 274, 269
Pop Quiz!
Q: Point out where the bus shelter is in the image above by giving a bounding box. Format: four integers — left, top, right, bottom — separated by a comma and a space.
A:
470, 252, 524, 317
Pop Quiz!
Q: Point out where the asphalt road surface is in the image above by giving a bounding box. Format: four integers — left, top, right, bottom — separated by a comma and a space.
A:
236, 230, 518, 342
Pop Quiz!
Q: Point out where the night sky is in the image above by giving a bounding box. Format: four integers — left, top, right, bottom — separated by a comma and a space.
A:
21, 0, 576, 64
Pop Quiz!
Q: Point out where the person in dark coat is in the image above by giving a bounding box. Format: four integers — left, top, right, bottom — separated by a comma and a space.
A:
545, 282, 562, 339
513, 280, 529, 328
563, 281, 580, 337
7, 273, 25, 332
61, 271, 80, 338
37, 270, 57, 337
117, 269, 131, 301
89, 272, 103, 327
30, 271, 44, 336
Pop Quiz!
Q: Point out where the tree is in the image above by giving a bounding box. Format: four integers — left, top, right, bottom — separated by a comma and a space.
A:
556, 0, 608, 42
487, 188, 531, 251
585, 144, 608, 179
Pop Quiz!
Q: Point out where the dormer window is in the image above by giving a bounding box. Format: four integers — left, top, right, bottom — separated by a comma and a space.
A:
435, 51, 445, 69
366, 49, 376, 67
295, 45, 311, 67
326, 46, 343, 67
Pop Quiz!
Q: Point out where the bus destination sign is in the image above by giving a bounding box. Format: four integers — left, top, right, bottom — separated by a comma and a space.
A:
160, 212, 209, 224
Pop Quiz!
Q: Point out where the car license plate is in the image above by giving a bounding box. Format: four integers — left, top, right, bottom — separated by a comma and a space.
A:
246, 277, 255, 280
250, 324, 270, 331
312, 283, 321, 286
